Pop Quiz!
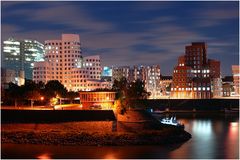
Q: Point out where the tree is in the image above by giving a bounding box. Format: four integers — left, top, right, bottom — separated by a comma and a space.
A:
112, 77, 128, 99
128, 79, 149, 100
24, 90, 42, 107
6, 82, 24, 107
112, 78, 149, 114
112, 77, 129, 114
44, 80, 67, 99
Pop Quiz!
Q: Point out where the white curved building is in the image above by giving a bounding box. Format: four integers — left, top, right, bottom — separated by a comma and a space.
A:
33, 34, 111, 91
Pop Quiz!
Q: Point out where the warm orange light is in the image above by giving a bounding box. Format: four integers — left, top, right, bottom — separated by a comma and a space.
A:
50, 97, 58, 106
56, 94, 60, 99
40, 97, 44, 100
37, 153, 51, 159
104, 153, 116, 159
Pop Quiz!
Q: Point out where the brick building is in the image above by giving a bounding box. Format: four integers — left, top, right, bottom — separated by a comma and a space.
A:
171, 42, 221, 99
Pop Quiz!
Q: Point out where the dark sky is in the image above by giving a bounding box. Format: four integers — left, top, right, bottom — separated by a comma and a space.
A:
1, 1, 239, 76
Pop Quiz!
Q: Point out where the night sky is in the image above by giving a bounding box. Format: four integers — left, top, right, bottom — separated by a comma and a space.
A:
2, 1, 239, 76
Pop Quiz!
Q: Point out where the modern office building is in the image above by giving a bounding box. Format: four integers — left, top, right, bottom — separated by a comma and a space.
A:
159, 76, 172, 97
145, 65, 161, 99
1, 68, 16, 89
2, 38, 22, 70
232, 65, 240, 96
22, 39, 44, 79
101, 66, 112, 82
171, 55, 194, 99
171, 42, 221, 99
33, 34, 111, 91
222, 76, 234, 97
112, 66, 130, 81
209, 59, 222, 97
112, 65, 161, 99
2, 38, 44, 80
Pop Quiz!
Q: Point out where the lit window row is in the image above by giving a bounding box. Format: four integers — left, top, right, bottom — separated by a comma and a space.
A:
3, 41, 20, 45
171, 87, 210, 91
193, 87, 210, 91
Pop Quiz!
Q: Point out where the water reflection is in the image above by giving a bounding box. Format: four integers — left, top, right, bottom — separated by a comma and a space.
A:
192, 120, 215, 158
192, 120, 212, 135
104, 153, 117, 159
170, 118, 239, 159
225, 121, 239, 159
2, 115, 239, 159
37, 153, 52, 159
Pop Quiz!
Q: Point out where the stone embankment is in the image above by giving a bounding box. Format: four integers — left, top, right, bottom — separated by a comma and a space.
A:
1, 110, 191, 146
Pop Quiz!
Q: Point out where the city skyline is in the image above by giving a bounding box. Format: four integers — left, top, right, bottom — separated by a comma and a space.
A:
2, 1, 239, 76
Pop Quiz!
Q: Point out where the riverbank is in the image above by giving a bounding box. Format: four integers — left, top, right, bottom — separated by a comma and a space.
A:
1, 110, 191, 146
2, 116, 238, 159
1, 126, 191, 146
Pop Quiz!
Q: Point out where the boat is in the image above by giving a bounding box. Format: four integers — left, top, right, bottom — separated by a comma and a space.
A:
160, 117, 184, 128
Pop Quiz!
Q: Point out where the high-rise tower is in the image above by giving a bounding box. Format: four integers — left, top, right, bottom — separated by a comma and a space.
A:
33, 34, 110, 91
171, 42, 221, 99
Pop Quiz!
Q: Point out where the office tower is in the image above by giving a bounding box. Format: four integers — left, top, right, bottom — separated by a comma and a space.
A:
2, 38, 44, 80
232, 65, 240, 96
112, 65, 161, 99
171, 42, 221, 99
33, 34, 110, 91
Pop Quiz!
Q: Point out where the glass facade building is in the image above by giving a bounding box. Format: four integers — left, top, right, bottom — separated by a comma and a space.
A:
2, 38, 44, 80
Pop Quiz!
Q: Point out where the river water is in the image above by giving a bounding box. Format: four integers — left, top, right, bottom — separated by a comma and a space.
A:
2, 114, 239, 159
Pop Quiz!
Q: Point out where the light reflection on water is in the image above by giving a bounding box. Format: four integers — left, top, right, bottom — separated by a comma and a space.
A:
174, 119, 216, 159
2, 116, 239, 159
37, 153, 52, 159
104, 153, 117, 159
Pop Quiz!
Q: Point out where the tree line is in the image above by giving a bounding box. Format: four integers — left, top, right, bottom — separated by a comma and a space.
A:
1, 78, 150, 109
1, 80, 78, 107
112, 77, 150, 113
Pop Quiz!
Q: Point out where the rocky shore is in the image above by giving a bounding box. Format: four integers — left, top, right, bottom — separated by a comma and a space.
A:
2, 128, 191, 146
1, 110, 191, 146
